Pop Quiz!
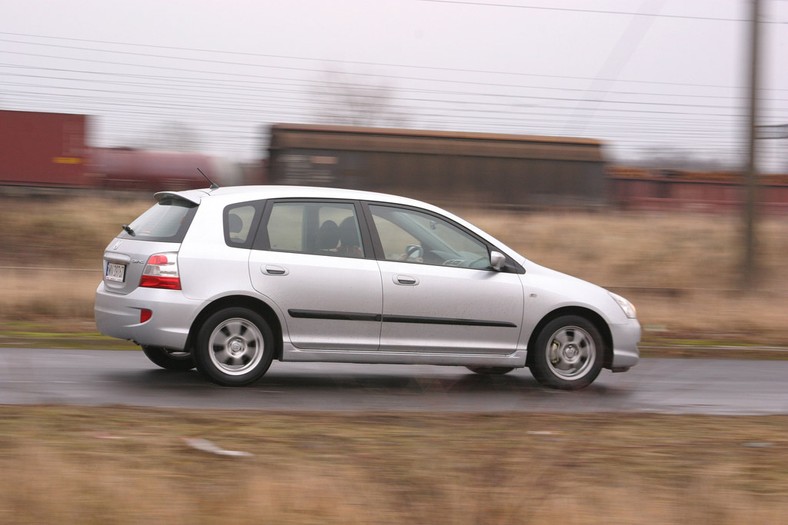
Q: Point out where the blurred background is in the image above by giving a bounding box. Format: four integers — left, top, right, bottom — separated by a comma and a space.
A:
2, 0, 787, 176
1, 0, 787, 342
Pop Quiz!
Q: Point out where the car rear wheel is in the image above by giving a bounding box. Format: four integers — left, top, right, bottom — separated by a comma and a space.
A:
193, 307, 275, 386
466, 366, 515, 375
141, 345, 195, 371
530, 315, 603, 390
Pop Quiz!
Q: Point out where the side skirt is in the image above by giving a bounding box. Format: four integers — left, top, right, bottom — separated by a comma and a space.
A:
280, 343, 528, 368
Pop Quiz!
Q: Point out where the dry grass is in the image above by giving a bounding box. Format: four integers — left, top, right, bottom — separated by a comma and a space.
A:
460, 208, 787, 292
2, 194, 788, 343
0, 194, 149, 267
461, 208, 788, 343
0, 269, 100, 320
0, 407, 786, 524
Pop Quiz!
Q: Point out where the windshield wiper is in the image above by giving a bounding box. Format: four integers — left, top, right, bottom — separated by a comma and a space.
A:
122, 224, 136, 236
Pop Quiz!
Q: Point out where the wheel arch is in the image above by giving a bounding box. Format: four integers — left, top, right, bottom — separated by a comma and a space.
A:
526, 306, 613, 369
187, 295, 284, 360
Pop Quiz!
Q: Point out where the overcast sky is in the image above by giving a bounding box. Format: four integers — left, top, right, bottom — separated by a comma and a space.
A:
1, 0, 786, 170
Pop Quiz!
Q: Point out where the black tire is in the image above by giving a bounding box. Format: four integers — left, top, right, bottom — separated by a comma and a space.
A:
193, 307, 275, 386
529, 315, 604, 390
466, 366, 515, 375
141, 345, 195, 371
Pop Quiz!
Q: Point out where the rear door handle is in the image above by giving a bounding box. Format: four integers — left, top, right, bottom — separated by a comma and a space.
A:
395, 275, 418, 286
263, 265, 288, 276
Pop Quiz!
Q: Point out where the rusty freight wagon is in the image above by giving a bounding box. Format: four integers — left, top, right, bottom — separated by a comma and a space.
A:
0, 109, 88, 187
267, 124, 607, 208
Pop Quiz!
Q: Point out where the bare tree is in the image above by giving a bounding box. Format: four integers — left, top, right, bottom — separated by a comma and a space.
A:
310, 69, 409, 128
137, 120, 203, 152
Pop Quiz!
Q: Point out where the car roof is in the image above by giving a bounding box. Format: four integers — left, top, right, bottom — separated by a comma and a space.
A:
155, 185, 436, 209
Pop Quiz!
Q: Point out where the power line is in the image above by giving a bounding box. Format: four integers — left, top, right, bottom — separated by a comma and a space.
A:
1, 22, 784, 167
7, 62, 782, 102
416, 0, 787, 23
2, 32, 779, 91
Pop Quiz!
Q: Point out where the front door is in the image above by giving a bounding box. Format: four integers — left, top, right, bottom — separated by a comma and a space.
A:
368, 204, 524, 355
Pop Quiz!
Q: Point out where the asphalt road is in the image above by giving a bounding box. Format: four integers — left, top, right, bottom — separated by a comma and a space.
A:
1, 348, 786, 415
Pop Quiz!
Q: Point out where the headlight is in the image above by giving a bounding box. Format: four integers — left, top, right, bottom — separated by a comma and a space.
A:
609, 292, 637, 319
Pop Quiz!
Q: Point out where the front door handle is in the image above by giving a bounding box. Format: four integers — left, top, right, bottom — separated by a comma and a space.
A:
395, 275, 418, 286
263, 265, 288, 276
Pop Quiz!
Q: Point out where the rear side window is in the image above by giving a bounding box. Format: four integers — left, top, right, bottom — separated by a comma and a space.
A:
266, 202, 305, 252
262, 201, 364, 258
224, 202, 263, 248
119, 197, 197, 243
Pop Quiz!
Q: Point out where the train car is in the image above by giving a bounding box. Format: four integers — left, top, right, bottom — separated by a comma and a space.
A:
267, 123, 607, 208
608, 166, 788, 214
0, 109, 88, 187
87, 147, 232, 191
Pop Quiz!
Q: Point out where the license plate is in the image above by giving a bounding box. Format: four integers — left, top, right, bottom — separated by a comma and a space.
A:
106, 262, 126, 283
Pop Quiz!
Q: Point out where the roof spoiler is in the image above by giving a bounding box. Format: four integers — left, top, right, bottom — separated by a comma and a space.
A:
154, 189, 210, 205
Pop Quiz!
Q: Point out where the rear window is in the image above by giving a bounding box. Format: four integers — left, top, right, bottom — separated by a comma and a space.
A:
119, 197, 197, 242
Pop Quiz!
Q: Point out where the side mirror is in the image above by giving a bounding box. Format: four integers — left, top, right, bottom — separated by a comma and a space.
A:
490, 251, 506, 271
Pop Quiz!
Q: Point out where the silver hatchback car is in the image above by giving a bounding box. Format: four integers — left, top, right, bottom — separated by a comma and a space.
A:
95, 185, 640, 390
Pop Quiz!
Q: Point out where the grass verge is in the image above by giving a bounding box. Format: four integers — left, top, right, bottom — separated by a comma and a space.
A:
3, 319, 787, 360
3, 195, 788, 350
0, 320, 135, 350
0, 407, 786, 524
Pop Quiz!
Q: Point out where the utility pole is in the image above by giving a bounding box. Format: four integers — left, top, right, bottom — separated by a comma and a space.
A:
743, 0, 761, 290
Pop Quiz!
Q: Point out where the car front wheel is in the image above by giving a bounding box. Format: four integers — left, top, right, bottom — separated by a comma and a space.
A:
141, 345, 195, 371
193, 307, 275, 386
530, 315, 604, 390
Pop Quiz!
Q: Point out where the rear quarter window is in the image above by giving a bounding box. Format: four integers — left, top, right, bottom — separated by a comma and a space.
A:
224, 202, 264, 248
119, 197, 197, 243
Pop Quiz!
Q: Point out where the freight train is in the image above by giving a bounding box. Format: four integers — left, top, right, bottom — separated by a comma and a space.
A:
0, 109, 246, 191
267, 123, 607, 208
266, 123, 788, 212
3, 109, 787, 212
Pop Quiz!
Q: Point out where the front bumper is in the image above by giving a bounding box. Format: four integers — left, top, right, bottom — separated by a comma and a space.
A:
95, 282, 201, 350
609, 318, 641, 371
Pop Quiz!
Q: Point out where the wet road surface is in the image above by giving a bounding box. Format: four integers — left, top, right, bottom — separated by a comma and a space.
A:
1, 348, 786, 414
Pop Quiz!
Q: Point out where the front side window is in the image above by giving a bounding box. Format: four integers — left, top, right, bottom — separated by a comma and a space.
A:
369, 205, 490, 269
265, 201, 364, 258
120, 197, 197, 242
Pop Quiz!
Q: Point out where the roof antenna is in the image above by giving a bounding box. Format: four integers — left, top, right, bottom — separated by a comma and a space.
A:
197, 168, 219, 190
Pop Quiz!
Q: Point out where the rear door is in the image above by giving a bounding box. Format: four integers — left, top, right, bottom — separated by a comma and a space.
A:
249, 200, 382, 350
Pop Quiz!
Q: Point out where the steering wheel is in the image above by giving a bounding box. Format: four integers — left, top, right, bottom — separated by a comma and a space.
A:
404, 244, 423, 261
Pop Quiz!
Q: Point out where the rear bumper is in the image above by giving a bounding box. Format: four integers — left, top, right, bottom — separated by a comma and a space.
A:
609, 318, 641, 371
94, 282, 200, 350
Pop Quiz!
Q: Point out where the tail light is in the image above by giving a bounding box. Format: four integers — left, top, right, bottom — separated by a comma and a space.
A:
139, 252, 181, 290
